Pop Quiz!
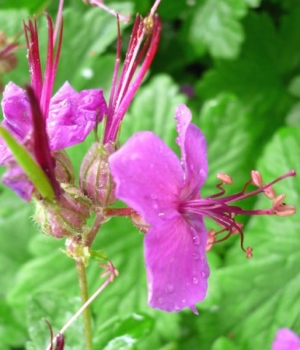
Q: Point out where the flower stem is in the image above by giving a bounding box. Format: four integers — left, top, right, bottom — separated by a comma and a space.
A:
76, 258, 93, 350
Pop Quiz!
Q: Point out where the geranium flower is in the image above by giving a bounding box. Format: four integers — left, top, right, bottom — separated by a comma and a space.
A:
109, 104, 295, 312
0, 3, 108, 200
272, 328, 300, 350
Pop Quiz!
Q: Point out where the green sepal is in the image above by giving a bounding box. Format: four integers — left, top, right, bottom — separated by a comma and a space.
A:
0, 126, 55, 200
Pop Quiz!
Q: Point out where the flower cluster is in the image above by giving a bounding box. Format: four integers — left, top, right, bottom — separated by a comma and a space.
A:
0, 0, 296, 323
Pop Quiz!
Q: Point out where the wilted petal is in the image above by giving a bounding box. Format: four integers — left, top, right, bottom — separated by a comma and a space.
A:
272, 329, 300, 350
47, 82, 108, 150
145, 215, 209, 312
109, 131, 184, 226
2, 159, 34, 201
175, 104, 207, 198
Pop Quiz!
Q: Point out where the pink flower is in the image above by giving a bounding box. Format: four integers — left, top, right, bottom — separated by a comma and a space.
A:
0, 7, 107, 200
109, 104, 295, 312
273, 329, 300, 350
109, 104, 210, 312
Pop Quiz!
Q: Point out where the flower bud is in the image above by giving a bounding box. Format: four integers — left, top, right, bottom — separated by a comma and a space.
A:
34, 183, 91, 238
54, 150, 75, 184
79, 142, 116, 208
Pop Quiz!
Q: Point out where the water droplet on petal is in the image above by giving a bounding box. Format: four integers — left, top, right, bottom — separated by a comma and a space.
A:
192, 235, 200, 245
201, 272, 206, 278
193, 277, 199, 285
182, 298, 186, 303
165, 283, 174, 293
158, 212, 165, 217
193, 253, 199, 260
158, 297, 163, 304
175, 305, 180, 311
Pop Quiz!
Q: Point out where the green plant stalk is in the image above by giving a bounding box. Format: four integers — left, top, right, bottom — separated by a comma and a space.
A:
76, 258, 93, 350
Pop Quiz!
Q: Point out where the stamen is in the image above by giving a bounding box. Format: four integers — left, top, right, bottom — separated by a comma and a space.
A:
251, 170, 262, 187
264, 186, 276, 199
246, 247, 253, 258
217, 172, 232, 185
275, 205, 296, 217
181, 169, 296, 257
272, 194, 285, 209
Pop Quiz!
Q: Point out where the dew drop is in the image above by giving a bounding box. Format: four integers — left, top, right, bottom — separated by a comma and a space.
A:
201, 272, 206, 278
192, 235, 200, 245
182, 298, 186, 303
193, 277, 199, 285
158, 212, 165, 217
175, 305, 180, 311
158, 297, 163, 304
165, 283, 174, 293
193, 253, 199, 260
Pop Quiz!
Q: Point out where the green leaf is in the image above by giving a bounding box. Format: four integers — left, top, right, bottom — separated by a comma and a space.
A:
211, 337, 238, 350
0, 0, 48, 13
0, 126, 55, 199
188, 0, 247, 58
26, 291, 84, 350
100, 313, 154, 350
197, 12, 294, 124
216, 126, 300, 349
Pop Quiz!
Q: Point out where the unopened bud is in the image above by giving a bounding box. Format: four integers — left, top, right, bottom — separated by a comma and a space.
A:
217, 173, 232, 185
54, 150, 75, 184
80, 142, 116, 208
251, 170, 262, 187
34, 184, 91, 238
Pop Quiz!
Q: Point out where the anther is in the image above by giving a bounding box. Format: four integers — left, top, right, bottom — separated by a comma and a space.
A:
231, 222, 243, 234
144, 16, 154, 35
272, 194, 285, 210
264, 186, 276, 199
251, 170, 262, 187
217, 173, 232, 185
246, 247, 253, 258
275, 205, 296, 217
206, 229, 215, 251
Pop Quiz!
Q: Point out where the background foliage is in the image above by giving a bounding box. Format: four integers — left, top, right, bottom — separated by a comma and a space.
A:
0, 0, 300, 349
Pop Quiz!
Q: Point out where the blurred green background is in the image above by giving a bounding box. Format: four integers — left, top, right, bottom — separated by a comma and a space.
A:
0, 0, 300, 349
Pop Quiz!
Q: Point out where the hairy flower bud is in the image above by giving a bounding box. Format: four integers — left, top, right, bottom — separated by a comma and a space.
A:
54, 150, 75, 184
34, 183, 91, 238
79, 142, 116, 208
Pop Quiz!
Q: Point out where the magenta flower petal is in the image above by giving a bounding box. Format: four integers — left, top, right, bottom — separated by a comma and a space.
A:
109, 131, 184, 226
2, 160, 34, 201
145, 215, 209, 312
1, 82, 32, 139
175, 104, 207, 198
47, 82, 108, 150
0, 83, 32, 165
272, 329, 300, 350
